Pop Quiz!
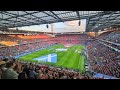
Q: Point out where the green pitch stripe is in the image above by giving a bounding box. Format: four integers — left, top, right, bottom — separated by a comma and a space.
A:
56, 51, 71, 66
57, 49, 73, 66
66, 52, 78, 69
56, 52, 65, 61
72, 46, 82, 70
73, 52, 80, 70
61, 51, 74, 68
64, 46, 79, 68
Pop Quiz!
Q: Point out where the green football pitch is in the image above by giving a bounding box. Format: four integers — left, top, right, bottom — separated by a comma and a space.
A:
19, 44, 85, 73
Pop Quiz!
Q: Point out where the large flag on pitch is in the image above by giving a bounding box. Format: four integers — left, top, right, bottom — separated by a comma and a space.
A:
34, 53, 57, 63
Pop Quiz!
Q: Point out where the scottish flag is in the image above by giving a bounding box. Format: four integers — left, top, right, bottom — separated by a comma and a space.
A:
34, 53, 57, 63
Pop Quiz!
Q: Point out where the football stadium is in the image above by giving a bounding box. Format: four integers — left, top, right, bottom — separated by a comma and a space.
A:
0, 11, 120, 79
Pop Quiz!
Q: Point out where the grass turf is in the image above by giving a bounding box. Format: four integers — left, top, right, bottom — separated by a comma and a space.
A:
18, 44, 85, 72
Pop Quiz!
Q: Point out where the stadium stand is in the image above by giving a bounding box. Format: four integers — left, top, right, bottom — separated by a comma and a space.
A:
87, 30, 120, 78
0, 11, 120, 79
0, 30, 120, 79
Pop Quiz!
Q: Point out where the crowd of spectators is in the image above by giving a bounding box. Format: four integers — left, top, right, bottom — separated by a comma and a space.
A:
0, 40, 56, 58
96, 30, 120, 44
0, 34, 92, 58
87, 30, 120, 78
54, 34, 92, 45
0, 58, 95, 79
0, 33, 96, 79
103, 31, 120, 44
1, 31, 120, 79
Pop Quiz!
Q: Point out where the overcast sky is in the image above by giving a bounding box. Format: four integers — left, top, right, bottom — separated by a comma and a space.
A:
9, 19, 86, 32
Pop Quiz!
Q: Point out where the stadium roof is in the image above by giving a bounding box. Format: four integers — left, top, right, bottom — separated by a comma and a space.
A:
0, 11, 120, 32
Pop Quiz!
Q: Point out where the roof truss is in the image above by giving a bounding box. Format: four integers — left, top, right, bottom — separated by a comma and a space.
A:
0, 11, 120, 32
